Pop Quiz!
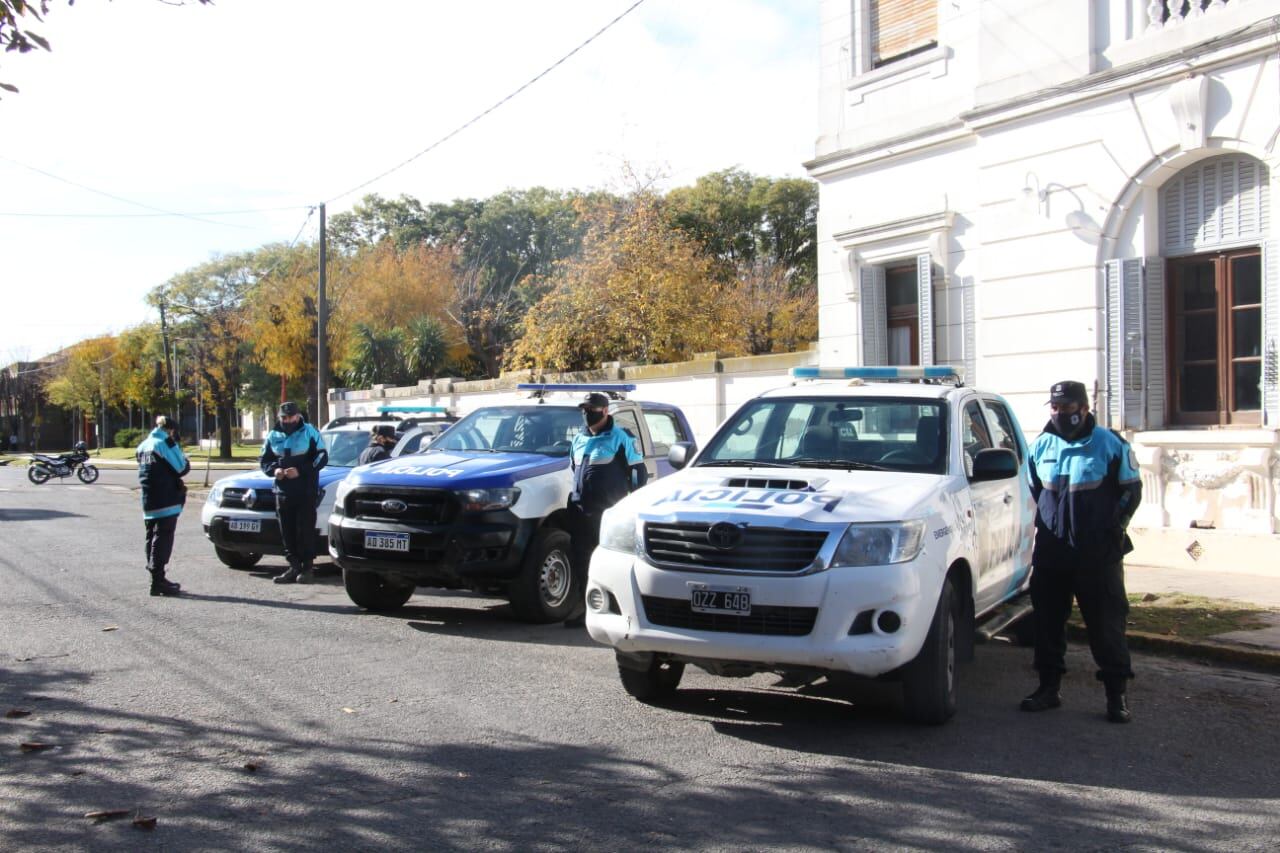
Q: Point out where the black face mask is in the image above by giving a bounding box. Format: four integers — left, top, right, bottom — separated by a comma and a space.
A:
1051, 411, 1084, 438
583, 409, 606, 428
280, 418, 301, 435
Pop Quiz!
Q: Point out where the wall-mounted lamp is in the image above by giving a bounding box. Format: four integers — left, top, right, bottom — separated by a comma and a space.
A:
1020, 172, 1047, 217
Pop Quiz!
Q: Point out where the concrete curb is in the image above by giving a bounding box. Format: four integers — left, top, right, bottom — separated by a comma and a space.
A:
1067, 623, 1280, 673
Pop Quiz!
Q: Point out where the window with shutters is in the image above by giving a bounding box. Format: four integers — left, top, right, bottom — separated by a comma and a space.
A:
885, 264, 920, 365
870, 0, 938, 68
1167, 251, 1262, 426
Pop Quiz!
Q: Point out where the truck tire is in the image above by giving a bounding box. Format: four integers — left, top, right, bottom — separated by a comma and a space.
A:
215, 546, 262, 570
344, 568, 415, 612
902, 578, 959, 725
617, 652, 685, 703
508, 528, 576, 624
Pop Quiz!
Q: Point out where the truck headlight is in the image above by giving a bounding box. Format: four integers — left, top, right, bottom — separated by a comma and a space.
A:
207, 485, 224, 505
454, 487, 519, 512
332, 479, 356, 514
830, 520, 926, 567
598, 506, 639, 554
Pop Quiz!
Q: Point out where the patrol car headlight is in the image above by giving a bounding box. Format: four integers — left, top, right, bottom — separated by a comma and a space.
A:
598, 506, 639, 554
454, 487, 519, 512
831, 520, 926, 567
333, 479, 356, 514
207, 485, 224, 505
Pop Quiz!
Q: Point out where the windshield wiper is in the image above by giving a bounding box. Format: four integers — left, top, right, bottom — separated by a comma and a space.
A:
697, 459, 792, 468
789, 458, 891, 471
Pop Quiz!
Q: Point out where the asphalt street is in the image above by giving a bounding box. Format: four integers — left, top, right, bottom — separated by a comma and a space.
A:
1, 466, 1278, 851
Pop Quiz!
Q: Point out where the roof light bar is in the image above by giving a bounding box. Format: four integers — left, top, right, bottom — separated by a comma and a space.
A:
790, 366, 964, 384
517, 383, 636, 402
377, 406, 451, 414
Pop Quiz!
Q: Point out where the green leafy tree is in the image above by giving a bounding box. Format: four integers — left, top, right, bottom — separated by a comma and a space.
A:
404, 315, 448, 380
343, 323, 410, 388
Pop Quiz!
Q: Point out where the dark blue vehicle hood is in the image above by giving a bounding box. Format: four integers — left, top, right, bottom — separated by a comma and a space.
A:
347, 450, 568, 489
214, 466, 355, 490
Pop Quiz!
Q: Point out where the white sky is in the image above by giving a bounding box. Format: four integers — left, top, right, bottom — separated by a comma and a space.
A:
0, 0, 818, 362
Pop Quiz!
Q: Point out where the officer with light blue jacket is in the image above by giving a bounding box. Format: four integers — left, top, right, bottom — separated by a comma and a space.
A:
1021, 380, 1142, 723
259, 402, 327, 584
136, 415, 190, 596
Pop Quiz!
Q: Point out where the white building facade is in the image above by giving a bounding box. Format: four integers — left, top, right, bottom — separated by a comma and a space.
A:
808, 0, 1280, 574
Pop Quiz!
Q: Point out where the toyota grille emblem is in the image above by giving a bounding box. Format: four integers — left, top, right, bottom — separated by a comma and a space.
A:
707, 521, 743, 550
380, 499, 408, 514
243, 490, 257, 509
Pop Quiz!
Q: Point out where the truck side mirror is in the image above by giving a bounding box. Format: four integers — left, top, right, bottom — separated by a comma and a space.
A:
970, 447, 1019, 482
668, 441, 695, 470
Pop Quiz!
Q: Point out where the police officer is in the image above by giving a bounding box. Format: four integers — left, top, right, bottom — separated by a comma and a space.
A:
136, 415, 189, 596
564, 392, 648, 627
259, 402, 328, 585
1022, 380, 1142, 723
357, 424, 397, 466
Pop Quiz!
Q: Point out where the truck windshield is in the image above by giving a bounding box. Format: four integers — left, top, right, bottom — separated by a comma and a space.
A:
322, 430, 372, 468
428, 406, 582, 457
697, 397, 948, 474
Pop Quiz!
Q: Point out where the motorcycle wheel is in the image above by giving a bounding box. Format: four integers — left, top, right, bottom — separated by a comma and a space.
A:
77, 465, 99, 484
27, 465, 51, 485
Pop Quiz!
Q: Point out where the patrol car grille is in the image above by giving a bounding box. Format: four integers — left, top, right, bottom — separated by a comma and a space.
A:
220, 487, 276, 512
640, 596, 817, 636
643, 522, 828, 573
345, 488, 458, 525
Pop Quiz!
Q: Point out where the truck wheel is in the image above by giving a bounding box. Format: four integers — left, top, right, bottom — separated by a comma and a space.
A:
215, 547, 262, 569
617, 653, 685, 703
344, 568, 415, 612
902, 578, 959, 725
508, 528, 576, 623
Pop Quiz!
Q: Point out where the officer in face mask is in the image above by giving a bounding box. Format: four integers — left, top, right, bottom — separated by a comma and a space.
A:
564, 392, 648, 627
1022, 380, 1142, 723
259, 402, 328, 584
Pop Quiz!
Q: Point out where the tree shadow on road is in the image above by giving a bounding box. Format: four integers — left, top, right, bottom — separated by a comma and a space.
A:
0, 508, 87, 522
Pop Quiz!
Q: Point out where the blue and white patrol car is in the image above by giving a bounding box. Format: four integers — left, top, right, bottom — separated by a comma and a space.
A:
327, 385, 695, 622
201, 415, 407, 570
585, 366, 1037, 724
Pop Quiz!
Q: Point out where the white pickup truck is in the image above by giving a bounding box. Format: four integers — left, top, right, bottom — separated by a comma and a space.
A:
585, 366, 1037, 724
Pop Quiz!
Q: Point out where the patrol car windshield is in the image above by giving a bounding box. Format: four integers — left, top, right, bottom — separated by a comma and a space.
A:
698, 397, 948, 475
322, 430, 373, 468
427, 406, 582, 457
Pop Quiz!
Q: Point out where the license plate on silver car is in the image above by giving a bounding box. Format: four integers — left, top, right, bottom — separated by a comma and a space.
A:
228, 519, 261, 533
365, 531, 410, 553
690, 585, 751, 615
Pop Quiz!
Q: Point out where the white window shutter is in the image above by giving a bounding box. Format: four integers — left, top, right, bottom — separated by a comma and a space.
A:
962, 275, 976, 386
916, 252, 934, 366
860, 266, 887, 366
1144, 257, 1166, 430
1104, 260, 1123, 429
1121, 259, 1146, 430
1162, 155, 1269, 255
1264, 239, 1280, 425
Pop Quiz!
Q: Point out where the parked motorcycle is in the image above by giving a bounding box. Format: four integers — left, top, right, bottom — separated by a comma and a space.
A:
27, 442, 99, 485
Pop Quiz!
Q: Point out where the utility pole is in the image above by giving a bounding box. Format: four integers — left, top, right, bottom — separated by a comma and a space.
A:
317, 203, 329, 426
158, 295, 176, 414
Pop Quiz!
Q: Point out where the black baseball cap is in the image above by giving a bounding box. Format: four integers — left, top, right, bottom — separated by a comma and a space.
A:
279, 401, 301, 417
372, 424, 397, 439
1047, 380, 1088, 407
578, 392, 610, 410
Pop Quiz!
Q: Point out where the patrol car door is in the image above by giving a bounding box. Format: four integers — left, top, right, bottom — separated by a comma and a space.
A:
980, 396, 1035, 596
610, 408, 657, 482
960, 399, 1017, 613
642, 407, 692, 478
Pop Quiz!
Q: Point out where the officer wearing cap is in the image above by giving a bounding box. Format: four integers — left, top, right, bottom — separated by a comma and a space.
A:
358, 424, 398, 466
136, 415, 189, 596
564, 391, 648, 626
259, 402, 328, 584
1022, 380, 1142, 723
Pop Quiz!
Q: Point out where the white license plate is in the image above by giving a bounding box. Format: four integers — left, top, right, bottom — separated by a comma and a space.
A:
690, 585, 751, 616
228, 519, 261, 533
365, 531, 410, 553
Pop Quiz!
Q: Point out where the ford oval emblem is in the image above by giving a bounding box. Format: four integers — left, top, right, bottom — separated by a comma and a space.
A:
380, 499, 408, 514
707, 521, 743, 550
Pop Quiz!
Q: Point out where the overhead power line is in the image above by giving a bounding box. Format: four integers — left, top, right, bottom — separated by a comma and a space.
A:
323, 0, 650, 206
0, 206, 309, 219
0, 154, 305, 228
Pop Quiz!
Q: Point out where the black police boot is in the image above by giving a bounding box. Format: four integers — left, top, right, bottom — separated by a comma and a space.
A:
1105, 685, 1131, 724
273, 561, 303, 584
150, 571, 182, 597
1019, 672, 1062, 712
296, 562, 315, 585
